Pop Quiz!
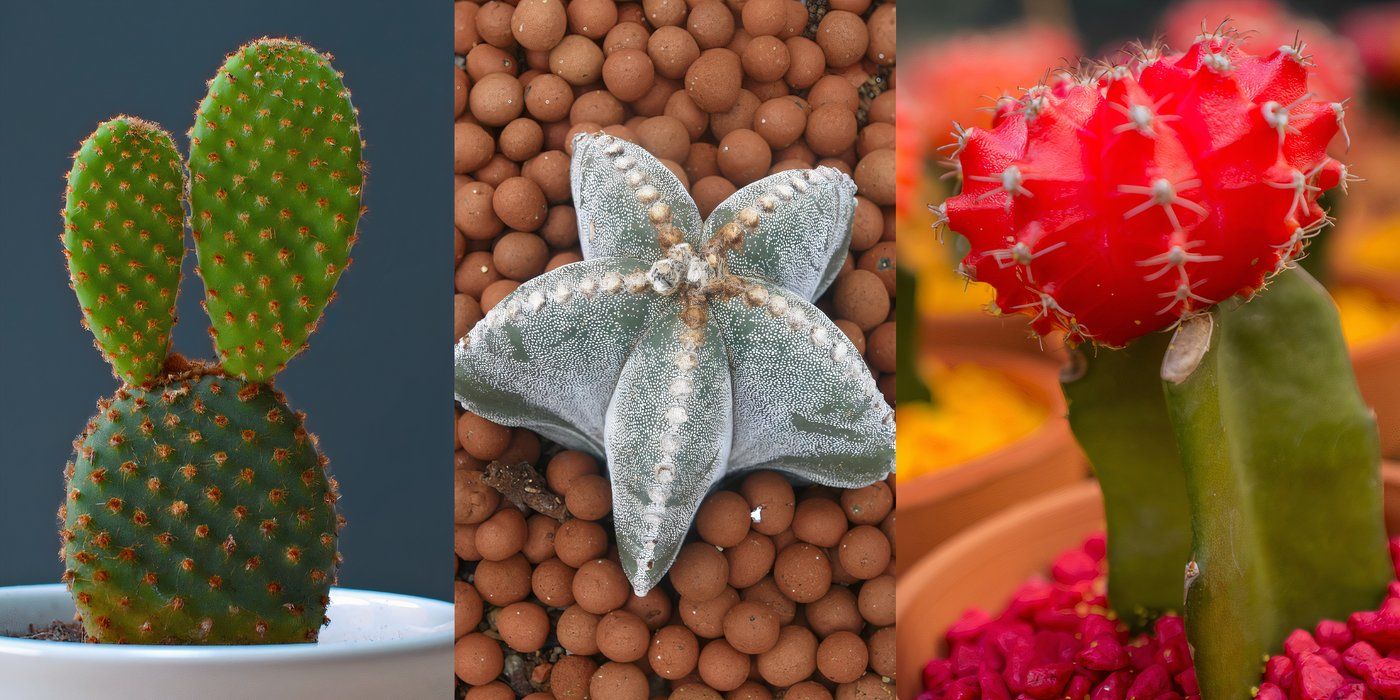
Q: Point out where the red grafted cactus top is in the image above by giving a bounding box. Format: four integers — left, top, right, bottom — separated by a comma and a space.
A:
939, 32, 1351, 346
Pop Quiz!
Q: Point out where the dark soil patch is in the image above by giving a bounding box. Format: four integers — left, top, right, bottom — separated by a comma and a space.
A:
3, 621, 85, 643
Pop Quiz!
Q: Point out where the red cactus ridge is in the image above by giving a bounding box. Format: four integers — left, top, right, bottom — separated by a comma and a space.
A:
938, 30, 1352, 346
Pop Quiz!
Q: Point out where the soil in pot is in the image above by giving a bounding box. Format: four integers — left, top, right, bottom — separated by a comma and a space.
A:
1340, 218, 1400, 277
4, 622, 84, 643
1331, 277, 1400, 458
895, 349, 1085, 567
905, 470, 1400, 699
1335, 283, 1400, 347
916, 532, 1400, 700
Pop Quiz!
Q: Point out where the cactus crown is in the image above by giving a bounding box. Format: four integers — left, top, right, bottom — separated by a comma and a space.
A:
940, 29, 1348, 347
62, 37, 365, 387
456, 134, 894, 595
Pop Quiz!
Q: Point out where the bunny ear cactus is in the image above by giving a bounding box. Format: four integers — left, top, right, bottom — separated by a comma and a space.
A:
57, 38, 361, 645
456, 134, 894, 595
60, 362, 341, 644
940, 30, 1388, 697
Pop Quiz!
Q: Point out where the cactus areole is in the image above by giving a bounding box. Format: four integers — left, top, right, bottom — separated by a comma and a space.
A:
455, 133, 895, 596
58, 38, 363, 644
940, 32, 1351, 347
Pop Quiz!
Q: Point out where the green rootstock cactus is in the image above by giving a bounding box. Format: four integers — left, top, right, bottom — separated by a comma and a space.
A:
57, 38, 361, 644
62, 117, 185, 387
455, 133, 895, 595
1061, 332, 1191, 631
1163, 268, 1390, 698
189, 39, 364, 383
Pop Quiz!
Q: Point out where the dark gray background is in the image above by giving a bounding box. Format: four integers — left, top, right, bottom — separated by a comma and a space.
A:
0, 2, 451, 599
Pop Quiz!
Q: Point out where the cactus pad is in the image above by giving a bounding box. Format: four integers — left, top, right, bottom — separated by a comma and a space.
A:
62, 117, 185, 387
456, 134, 894, 595
61, 361, 341, 644
940, 31, 1350, 346
189, 38, 365, 382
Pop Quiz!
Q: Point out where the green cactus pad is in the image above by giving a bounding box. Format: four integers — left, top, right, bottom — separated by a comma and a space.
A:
1061, 333, 1191, 630
1163, 267, 1391, 698
62, 117, 185, 387
61, 363, 340, 644
189, 38, 364, 382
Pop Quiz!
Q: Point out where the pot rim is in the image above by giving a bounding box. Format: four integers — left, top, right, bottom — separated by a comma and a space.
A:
0, 584, 452, 662
898, 346, 1078, 504
895, 479, 1102, 629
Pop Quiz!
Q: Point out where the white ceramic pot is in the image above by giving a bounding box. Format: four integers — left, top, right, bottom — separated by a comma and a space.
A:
0, 584, 453, 700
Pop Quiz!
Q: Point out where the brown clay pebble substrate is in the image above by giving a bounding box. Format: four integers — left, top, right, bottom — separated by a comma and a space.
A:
455, 0, 895, 695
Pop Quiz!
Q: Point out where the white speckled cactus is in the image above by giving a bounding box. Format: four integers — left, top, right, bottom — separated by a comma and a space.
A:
454, 133, 895, 594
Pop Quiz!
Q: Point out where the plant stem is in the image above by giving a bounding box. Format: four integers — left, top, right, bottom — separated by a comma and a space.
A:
1061, 332, 1192, 630
1162, 267, 1391, 699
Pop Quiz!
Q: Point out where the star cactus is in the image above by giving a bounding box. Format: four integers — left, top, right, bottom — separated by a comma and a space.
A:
455, 133, 895, 595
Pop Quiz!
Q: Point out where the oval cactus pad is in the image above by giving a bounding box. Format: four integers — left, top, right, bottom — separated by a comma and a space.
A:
62, 367, 340, 644
63, 117, 185, 387
189, 38, 365, 382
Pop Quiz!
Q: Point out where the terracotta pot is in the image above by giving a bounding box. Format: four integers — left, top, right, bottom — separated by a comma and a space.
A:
1339, 274, 1400, 459
896, 347, 1088, 570
924, 313, 1068, 364
895, 466, 1400, 700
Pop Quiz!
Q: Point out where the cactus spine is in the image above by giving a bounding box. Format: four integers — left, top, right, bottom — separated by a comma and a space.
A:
58, 38, 362, 644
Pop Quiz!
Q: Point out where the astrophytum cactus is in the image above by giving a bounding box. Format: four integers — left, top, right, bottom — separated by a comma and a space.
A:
57, 37, 363, 644
940, 31, 1351, 347
456, 133, 894, 595
938, 31, 1388, 699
